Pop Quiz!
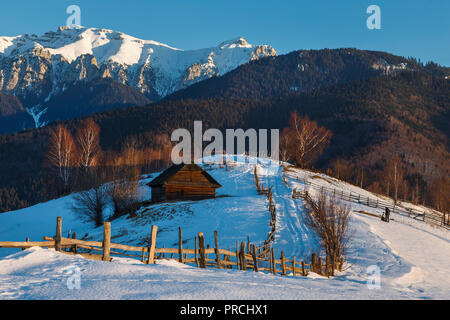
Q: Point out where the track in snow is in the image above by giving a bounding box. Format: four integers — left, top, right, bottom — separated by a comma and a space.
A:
262, 170, 318, 258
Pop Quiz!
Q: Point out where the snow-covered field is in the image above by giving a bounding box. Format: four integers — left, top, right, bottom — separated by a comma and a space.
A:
0, 155, 449, 299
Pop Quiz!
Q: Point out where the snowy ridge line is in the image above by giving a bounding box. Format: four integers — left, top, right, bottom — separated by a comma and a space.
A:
289, 173, 449, 230
0, 216, 315, 278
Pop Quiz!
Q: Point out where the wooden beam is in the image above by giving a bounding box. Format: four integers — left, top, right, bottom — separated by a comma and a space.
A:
194, 236, 199, 268
281, 251, 286, 275
71, 232, 77, 253
311, 253, 317, 273
55, 216, 62, 252
271, 247, 276, 275
240, 242, 247, 270
103, 222, 111, 261
214, 230, 221, 269
292, 256, 296, 276
198, 232, 206, 268
236, 240, 240, 270
178, 227, 183, 263
147, 225, 158, 264
252, 244, 258, 272
0, 241, 55, 248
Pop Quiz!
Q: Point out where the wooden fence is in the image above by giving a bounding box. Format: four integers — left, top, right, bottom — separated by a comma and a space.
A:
291, 175, 450, 230
0, 217, 333, 277
254, 187, 277, 258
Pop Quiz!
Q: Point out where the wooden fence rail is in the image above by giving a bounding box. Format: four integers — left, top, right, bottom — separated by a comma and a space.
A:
291, 175, 449, 230
0, 216, 323, 277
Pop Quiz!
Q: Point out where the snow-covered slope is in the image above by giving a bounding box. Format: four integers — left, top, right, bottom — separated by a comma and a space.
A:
0, 155, 448, 299
0, 27, 276, 127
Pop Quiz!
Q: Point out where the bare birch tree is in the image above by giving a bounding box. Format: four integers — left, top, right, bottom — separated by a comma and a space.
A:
47, 125, 76, 192
385, 155, 405, 203
281, 111, 332, 168
76, 118, 102, 170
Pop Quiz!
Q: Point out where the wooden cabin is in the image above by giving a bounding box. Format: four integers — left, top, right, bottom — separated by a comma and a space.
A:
148, 163, 222, 202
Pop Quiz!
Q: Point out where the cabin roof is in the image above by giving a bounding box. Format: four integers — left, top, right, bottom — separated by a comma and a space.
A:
147, 163, 222, 188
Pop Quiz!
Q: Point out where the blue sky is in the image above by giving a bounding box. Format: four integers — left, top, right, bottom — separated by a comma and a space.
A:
0, 0, 449, 66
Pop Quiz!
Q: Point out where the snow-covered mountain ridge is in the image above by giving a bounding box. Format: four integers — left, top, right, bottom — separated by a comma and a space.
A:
0, 26, 276, 123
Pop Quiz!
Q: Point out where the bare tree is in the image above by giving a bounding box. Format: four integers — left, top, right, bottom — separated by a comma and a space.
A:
303, 190, 352, 275
108, 175, 142, 219
72, 185, 108, 227
385, 155, 405, 203
71, 169, 108, 227
47, 125, 76, 192
279, 127, 292, 162
330, 158, 353, 181
281, 111, 332, 168
428, 176, 450, 213
76, 118, 102, 170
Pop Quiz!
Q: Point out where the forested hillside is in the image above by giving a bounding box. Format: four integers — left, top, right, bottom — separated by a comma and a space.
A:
166, 48, 449, 101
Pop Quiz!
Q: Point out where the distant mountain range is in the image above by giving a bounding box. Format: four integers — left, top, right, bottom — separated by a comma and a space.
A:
0, 26, 276, 132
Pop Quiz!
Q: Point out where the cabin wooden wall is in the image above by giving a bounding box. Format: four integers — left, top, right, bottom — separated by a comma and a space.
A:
151, 169, 218, 202
166, 171, 212, 185
164, 185, 216, 199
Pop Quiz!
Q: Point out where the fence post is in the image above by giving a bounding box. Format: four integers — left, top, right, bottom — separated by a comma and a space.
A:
198, 232, 206, 268
178, 227, 183, 263
281, 251, 286, 276
147, 225, 158, 264
236, 240, 240, 270
55, 216, 62, 252
103, 222, 111, 262
301, 261, 306, 276
292, 256, 296, 276
22, 237, 30, 251
311, 253, 317, 273
271, 247, 276, 275
269, 247, 273, 274
141, 248, 146, 263
326, 255, 330, 277
195, 236, 199, 268
240, 242, 247, 270
214, 230, 221, 269
317, 257, 323, 276
71, 232, 77, 253
251, 244, 258, 272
